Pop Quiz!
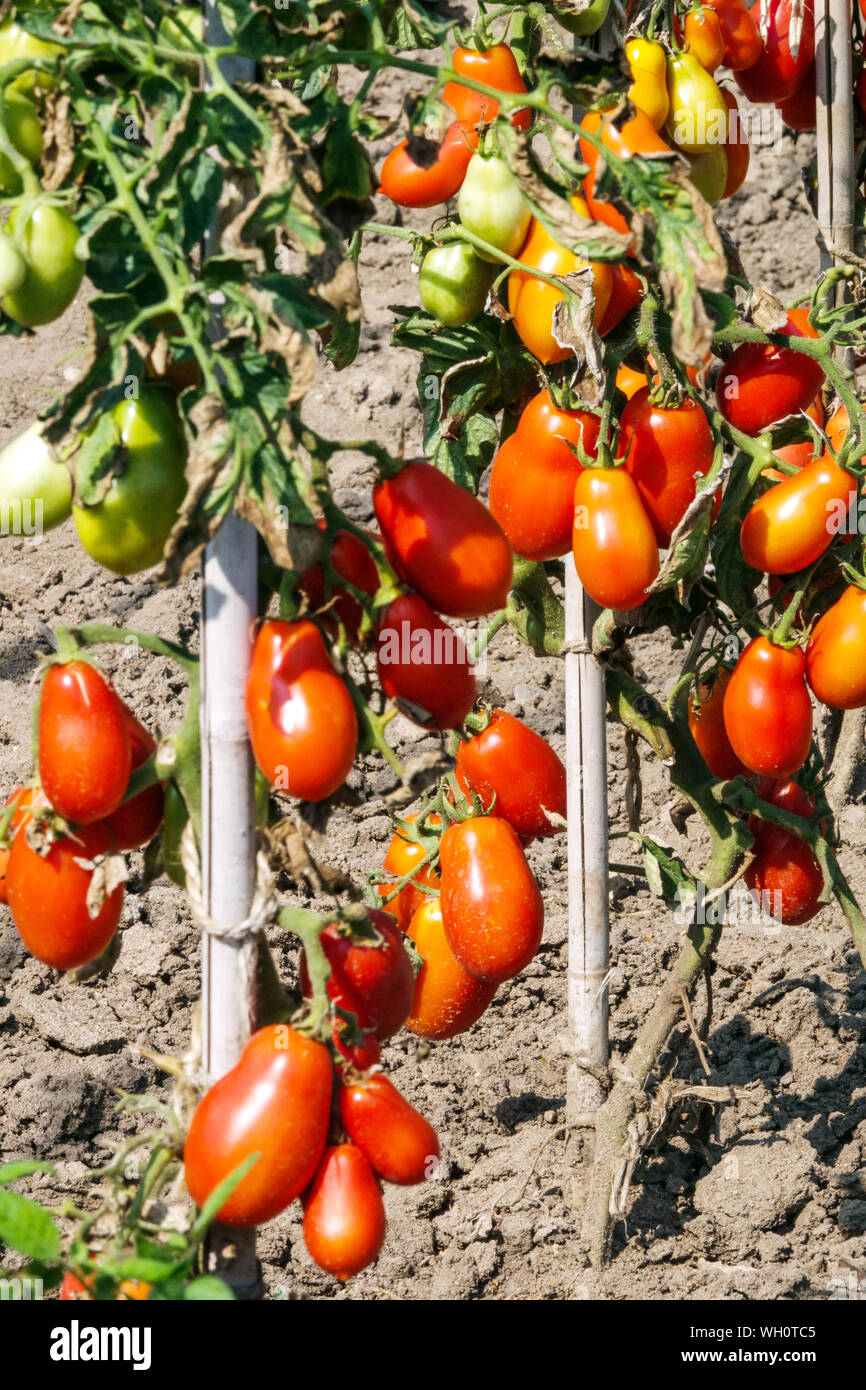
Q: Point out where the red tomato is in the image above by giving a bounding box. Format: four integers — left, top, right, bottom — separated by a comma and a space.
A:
740, 453, 853, 574
735, 0, 815, 104
303, 1144, 386, 1282
580, 108, 672, 239
766, 394, 823, 474
688, 668, 751, 779
377, 811, 441, 929
376, 593, 477, 730
572, 467, 660, 610
0, 785, 47, 904
455, 708, 567, 840
806, 585, 866, 709
439, 815, 544, 983
716, 308, 824, 435
597, 261, 644, 336
7, 821, 124, 970
777, 63, 816, 130
488, 391, 600, 561
746, 777, 823, 925
38, 662, 131, 826
442, 43, 530, 131
378, 120, 477, 208
705, 0, 763, 70
299, 910, 415, 1041
374, 461, 512, 620
184, 1025, 332, 1227
103, 710, 164, 851
620, 386, 716, 546
405, 897, 497, 1039
338, 1073, 439, 1185
245, 620, 357, 801
721, 89, 750, 198
723, 636, 812, 777
299, 529, 379, 642
332, 1019, 381, 1073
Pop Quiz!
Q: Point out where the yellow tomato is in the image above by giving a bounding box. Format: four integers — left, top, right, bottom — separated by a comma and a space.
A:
665, 51, 729, 155
627, 37, 670, 130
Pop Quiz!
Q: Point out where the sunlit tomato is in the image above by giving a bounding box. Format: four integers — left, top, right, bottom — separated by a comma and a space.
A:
0, 18, 62, 95
332, 1020, 381, 1073
666, 52, 729, 154
806, 585, 866, 709
626, 36, 670, 129
374, 462, 512, 620
457, 152, 531, 261
620, 386, 716, 546
103, 710, 165, 851
376, 594, 477, 730
735, 0, 815, 104
405, 897, 497, 1039
721, 89, 749, 198
38, 663, 131, 826
716, 308, 824, 435
338, 1074, 439, 1186
680, 7, 726, 72
723, 636, 812, 778
418, 242, 493, 326
740, 453, 853, 574
746, 777, 823, 925
558, 0, 611, 34
455, 708, 567, 840
825, 403, 849, 456
302, 1144, 386, 1282
776, 62, 816, 130
439, 815, 544, 983
580, 108, 672, 239
615, 363, 649, 399
597, 261, 643, 336
245, 620, 357, 801
488, 391, 600, 561
766, 394, 822, 475
0, 91, 43, 196
299, 529, 379, 642
378, 120, 477, 208
442, 43, 530, 131
686, 147, 728, 204
184, 1025, 332, 1227
688, 668, 751, 779
377, 812, 441, 930
705, 0, 763, 70
572, 466, 659, 610
2, 203, 84, 328
0, 786, 47, 904
507, 204, 614, 363
299, 911, 415, 1041
0, 421, 72, 534
7, 821, 124, 971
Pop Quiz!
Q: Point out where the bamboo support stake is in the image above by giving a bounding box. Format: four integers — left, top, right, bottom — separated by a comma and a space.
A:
815, 0, 855, 277
199, 2, 260, 1296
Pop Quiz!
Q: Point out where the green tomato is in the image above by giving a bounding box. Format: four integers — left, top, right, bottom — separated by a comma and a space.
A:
457, 152, 531, 263
686, 147, 728, 206
0, 92, 43, 195
418, 243, 494, 327
0, 18, 62, 95
73, 390, 188, 575
0, 421, 72, 535
556, 0, 611, 36
158, 5, 205, 50
0, 231, 26, 296
3, 204, 85, 327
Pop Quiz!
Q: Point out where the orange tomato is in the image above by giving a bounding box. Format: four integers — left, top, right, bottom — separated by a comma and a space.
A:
377, 811, 441, 929
405, 897, 497, 1040
508, 202, 613, 363
580, 107, 673, 240
572, 466, 660, 610
688, 668, 751, 779
806, 585, 866, 709
740, 452, 854, 575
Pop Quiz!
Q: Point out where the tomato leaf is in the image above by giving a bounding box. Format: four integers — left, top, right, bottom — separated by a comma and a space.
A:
182, 1275, 236, 1300
0, 1190, 61, 1263
0, 1162, 55, 1186
187, 1153, 261, 1243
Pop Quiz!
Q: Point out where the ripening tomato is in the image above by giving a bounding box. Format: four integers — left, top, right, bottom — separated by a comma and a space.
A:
620, 386, 716, 546
580, 108, 672, 239
723, 636, 812, 777
688, 667, 751, 779
439, 815, 544, 983
303, 1145, 386, 1282
721, 89, 749, 198
0, 786, 47, 904
2, 203, 84, 328
7, 821, 125, 971
455, 708, 567, 841
740, 453, 853, 575
776, 63, 816, 130
103, 710, 165, 851
374, 461, 512, 619
377, 812, 441, 929
666, 52, 729, 155
682, 7, 726, 71
705, 0, 763, 71
806, 585, 866, 709
378, 120, 477, 208
766, 394, 822, 475
507, 204, 614, 363
457, 152, 531, 261
626, 36, 670, 129
338, 1074, 439, 1186
558, 0, 611, 34
405, 897, 497, 1039
735, 0, 815, 104
299, 911, 415, 1041
38, 662, 131, 826
716, 308, 824, 435
298, 529, 379, 642
616, 363, 649, 399
746, 777, 823, 925
59, 1270, 152, 1302
572, 467, 660, 610
488, 390, 600, 561
0, 422, 72, 534
245, 620, 357, 801
184, 1024, 332, 1227
377, 594, 477, 730
442, 44, 530, 131
825, 403, 849, 456
686, 147, 729, 205
597, 261, 644, 336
